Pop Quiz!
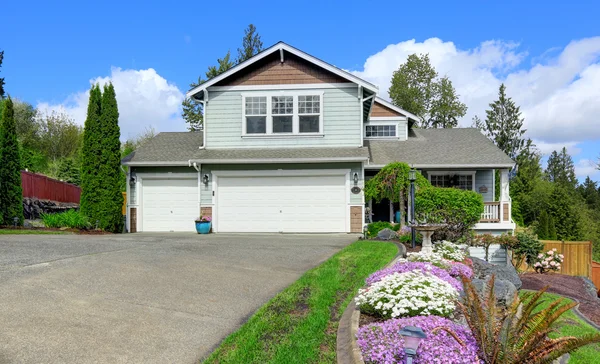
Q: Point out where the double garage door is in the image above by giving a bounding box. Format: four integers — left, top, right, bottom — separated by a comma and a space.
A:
139, 172, 348, 233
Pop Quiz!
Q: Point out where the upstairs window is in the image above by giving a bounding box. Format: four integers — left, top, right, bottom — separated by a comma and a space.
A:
365, 124, 397, 138
299, 95, 320, 133
245, 97, 267, 134
242, 93, 323, 136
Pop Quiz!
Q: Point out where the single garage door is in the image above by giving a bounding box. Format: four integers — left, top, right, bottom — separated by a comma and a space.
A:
217, 174, 347, 233
141, 178, 198, 232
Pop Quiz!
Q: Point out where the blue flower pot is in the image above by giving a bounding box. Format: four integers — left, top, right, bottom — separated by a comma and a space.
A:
195, 221, 211, 234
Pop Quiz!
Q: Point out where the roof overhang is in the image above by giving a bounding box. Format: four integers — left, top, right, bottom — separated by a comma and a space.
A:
122, 161, 191, 167
186, 42, 379, 100
188, 156, 369, 164
374, 97, 420, 125
365, 163, 516, 170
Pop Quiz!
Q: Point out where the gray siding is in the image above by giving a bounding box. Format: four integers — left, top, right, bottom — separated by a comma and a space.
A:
475, 169, 494, 202
206, 87, 361, 148
200, 162, 363, 205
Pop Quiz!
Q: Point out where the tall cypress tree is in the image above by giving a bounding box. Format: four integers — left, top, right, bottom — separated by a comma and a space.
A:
98, 83, 123, 232
80, 84, 103, 225
536, 210, 549, 240
0, 97, 24, 225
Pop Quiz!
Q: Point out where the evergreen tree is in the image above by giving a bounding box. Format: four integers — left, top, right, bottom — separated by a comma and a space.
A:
389, 54, 467, 128
577, 176, 600, 209
536, 210, 549, 239
0, 50, 5, 99
545, 147, 577, 190
478, 84, 526, 160
236, 24, 263, 64
547, 214, 558, 240
56, 158, 81, 185
548, 185, 582, 241
98, 83, 124, 233
80, 84, 103, 224
0, 98, 24, 225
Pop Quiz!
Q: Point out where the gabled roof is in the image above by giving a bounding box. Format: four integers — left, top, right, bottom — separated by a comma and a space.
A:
372, 97, 420, 125
365, 128, 515, 168
186, 42, 379, 99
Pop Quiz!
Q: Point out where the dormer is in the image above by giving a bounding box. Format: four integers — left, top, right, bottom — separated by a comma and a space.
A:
365, 97, 419, 142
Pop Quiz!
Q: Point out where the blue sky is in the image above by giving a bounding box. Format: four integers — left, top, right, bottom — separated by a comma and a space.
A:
2, 0, 599, 180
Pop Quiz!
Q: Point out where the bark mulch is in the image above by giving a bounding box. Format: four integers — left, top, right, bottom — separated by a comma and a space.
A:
521, 273, 600, 327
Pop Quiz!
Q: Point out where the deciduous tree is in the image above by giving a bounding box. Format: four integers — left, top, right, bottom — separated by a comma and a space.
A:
0, 98, 24, 225
389, 54, 467, 128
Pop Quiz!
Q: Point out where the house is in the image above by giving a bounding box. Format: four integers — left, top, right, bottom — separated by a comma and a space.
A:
122, 42, 515, 235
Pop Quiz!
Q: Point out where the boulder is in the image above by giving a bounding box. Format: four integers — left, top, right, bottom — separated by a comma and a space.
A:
376, 228, 397, 241
471, 257, 522, 290
472, 277, 517, 307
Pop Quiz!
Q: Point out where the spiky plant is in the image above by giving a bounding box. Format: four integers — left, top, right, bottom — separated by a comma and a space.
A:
458, 275, 600, 363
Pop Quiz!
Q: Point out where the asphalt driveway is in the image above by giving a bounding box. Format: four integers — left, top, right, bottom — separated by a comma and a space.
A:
0, 233, 355, 363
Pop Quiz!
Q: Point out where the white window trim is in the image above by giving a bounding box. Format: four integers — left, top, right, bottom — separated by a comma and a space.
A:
427, 171, 476, 191
364, 120, 399, 139
241, 91, 324, 137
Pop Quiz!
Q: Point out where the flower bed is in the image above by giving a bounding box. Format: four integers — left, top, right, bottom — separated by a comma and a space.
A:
366, 261, 463, 291
433, 240, 468, 261
355, 271, 458, 319
357, 316, 481, 364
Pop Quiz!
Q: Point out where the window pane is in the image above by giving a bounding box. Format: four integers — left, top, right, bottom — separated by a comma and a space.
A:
245, 97, 266, 115
299, 115, 320, 133
299, 95, 320, 114
272, 96, 293, 114
273, 116, 293, 133
246, 116, 266, 134
365, 125, 396, 137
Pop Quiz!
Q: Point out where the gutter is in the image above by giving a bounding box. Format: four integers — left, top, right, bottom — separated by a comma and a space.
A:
364, 163, 516, 169
187, 157, 369, 165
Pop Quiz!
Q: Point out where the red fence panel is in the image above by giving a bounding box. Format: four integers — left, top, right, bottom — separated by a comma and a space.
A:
21, 171, 81, 204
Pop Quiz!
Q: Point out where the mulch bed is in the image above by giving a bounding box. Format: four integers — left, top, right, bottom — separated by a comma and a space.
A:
0, 226, 112, 235
521, 273, 600, 326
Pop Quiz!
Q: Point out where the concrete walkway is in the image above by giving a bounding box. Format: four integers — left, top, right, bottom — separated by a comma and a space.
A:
0, 233, 355, 363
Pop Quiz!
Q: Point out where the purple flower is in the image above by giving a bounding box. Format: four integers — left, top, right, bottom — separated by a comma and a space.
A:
357, 316, 482, 364
366, 261, 463, 291
448, 262, 473, 279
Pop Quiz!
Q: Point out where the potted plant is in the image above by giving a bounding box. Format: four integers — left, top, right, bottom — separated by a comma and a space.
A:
195, 216, 212, 234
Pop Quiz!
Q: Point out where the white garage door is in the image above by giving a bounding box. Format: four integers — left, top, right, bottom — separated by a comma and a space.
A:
141, 178, 198, 232
216, 174, 347, 233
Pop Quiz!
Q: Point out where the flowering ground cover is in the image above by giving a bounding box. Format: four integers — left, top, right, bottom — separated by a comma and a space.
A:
202, 241, 397, 364
357, 316, 481, 363
366, 261, 463, 291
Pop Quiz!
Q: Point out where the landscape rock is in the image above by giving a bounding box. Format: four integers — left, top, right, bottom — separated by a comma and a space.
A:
471, 257, 522, 290
22, 197, 79, 220
472, 277, 517, 307
376, 228, 397, 241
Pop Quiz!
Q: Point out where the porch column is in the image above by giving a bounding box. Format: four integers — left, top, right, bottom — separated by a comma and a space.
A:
500, 169, 510, 222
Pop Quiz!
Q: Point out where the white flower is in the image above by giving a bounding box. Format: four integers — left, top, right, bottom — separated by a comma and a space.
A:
548, 250, 554, 255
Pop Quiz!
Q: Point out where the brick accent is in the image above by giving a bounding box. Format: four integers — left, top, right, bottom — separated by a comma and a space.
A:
371, 100, 404, 117
350, 206, 363, 233
216, 53, 348, 86
503, 203, 509, 222
130, 208, 137, 233
201, 206, 213, 219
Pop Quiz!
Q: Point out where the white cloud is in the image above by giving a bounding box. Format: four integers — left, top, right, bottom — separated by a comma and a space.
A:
575, 159, 600, 180
352, 37, 600, 151
37, 67, 185, 140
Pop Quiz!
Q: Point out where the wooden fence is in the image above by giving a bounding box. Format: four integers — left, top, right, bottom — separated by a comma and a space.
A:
514, 240, 592, 278
21, 171, 81, 204
592, 262, 600, 296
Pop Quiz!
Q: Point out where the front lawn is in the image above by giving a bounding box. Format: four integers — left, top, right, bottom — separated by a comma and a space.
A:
521, 290, 600, 364
203, 240, 398, 364
0, 229, 70, 235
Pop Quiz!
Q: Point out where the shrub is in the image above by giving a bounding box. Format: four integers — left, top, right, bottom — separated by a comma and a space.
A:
367, 221, 393, 238
357, 315, 481, 364
433, 241, 468, 262
366, 261, 462, 291
41, 210, 90, 229
513, 228, 544, 269
458, 276, 600, 363
534, 248, 564, 273
355, 271, 458, 319
415, 187, 484, 242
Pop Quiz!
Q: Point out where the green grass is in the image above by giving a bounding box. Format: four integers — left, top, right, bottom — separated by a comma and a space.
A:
520, 290, 600, 363
0, 229, 69, 235
41, 210, 90, 229
203, 240, 398, 364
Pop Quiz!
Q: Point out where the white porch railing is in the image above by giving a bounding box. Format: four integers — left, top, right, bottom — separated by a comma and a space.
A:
479, 201, 511, 223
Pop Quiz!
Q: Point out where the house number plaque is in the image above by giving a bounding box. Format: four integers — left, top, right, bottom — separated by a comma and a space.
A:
351, 186, 361, 194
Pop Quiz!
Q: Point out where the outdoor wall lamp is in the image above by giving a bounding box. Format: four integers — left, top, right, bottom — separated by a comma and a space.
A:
398, 325, 427, 364
129, 176, 136, 187
202, 174, 209, 186
353, 172, 359, 185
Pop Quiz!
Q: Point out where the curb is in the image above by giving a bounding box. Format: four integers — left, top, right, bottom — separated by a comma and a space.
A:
336, 242, 406, 364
